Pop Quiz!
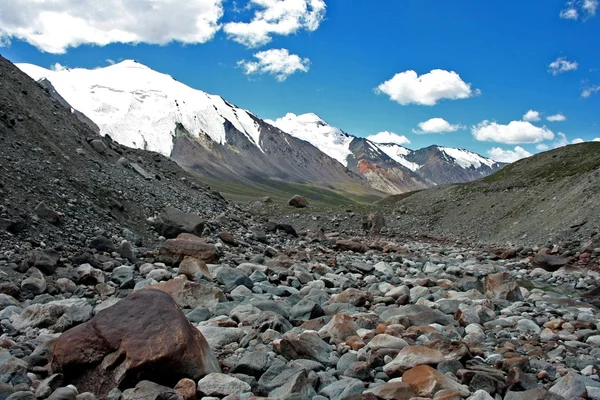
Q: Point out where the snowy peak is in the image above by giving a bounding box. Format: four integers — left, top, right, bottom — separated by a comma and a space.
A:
17, 61, 264, 156
438, 146, 498, 170
372, 142, 420, 171
266, 113, 354, 166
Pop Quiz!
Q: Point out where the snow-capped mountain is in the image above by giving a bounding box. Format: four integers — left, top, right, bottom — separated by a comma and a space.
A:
267, 112, 504, 188
17, 60, 503, 197
17, 60, 377, 193
405, 145, 504, 185
18, 61, 264, 156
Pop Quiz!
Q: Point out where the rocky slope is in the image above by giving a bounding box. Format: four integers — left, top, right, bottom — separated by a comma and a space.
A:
377, 142, 600, 247
1, 54, 600, 400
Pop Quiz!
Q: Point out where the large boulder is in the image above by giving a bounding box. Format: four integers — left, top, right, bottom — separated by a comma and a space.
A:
159, 233, 219, 265
363, 212, 386, 234
51, 289, 219, 396
484, 272, 523, 301
531, 253, 569, 272
153, 207, 205, 239
288, 195, 308, 208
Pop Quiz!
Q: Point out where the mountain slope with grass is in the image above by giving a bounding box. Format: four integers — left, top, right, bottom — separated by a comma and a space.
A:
379, 142, 600, 246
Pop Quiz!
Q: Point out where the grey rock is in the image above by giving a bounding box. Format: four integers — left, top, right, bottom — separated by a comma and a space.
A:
21, 267, 46, 295
197, 373, 251, 397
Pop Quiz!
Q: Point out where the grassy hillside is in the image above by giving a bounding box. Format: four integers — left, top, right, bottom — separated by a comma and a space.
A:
191, 173, 383, 207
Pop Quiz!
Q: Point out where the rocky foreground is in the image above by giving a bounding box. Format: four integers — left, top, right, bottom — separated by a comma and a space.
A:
1, 206, 600, 400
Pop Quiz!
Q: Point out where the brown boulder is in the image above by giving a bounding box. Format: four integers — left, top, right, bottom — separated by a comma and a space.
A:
367, 381, 417, 400
330, 288, 373, 307
402, 365, 470, 397
288, 195, 308, 208
484, 272, 523, 301
145, 278, 225, 309
318, 314, 359, 344
177, 256, 212, 281
51, 289, 219, 396
219, 231, 237, 246
159, 233, 219, 265
336, 240, 368, 253
531, 253, 569, 272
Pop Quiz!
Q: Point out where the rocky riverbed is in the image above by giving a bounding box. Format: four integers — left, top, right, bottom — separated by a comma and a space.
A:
1, 205, 600, 400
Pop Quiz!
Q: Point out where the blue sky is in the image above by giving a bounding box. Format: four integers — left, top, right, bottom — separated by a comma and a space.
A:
1, 0, 599, 161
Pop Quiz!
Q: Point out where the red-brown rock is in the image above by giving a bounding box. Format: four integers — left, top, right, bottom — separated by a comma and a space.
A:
51, 289, 220, 396
336, 240, 368, 253
402, 365, 470, 397
159, 233, 219, 265
484, 272, 523, 301
367, 381, 417, 399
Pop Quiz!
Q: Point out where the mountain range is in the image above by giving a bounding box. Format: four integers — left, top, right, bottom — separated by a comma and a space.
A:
17, 60, 505, 200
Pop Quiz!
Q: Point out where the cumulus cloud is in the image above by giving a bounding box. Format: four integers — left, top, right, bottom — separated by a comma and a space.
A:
375, 69, 479, 106
487, 146, 532, 163
582, 84, 600, 98
560, 0, 598, 19
0, 0, 224, 54
547, 113, 566, 122
412, 118, 464, 134
572, 138, 585, 144
238, 48, 310, 81
223, 0, 326, 48
553, 132, 569, 148
536, 143, 550, 151
366, 131, 411, 146
472, 120, 555, 144
523, 110, 541, 122
548, 57, 579, 75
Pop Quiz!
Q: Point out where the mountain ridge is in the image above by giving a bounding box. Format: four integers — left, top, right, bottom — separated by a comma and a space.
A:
17, 59, 504, 197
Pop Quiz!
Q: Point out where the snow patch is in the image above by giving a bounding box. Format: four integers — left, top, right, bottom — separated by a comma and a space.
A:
373, 143, 420, 171
266, 113, 353, 166
439, 147, 497, 169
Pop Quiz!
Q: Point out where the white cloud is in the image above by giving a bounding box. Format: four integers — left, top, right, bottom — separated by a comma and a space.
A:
582, 84, 600, 98
412, 118, 464, 134
536, 143, 550, 151
572, 138, 585, 144
560, 7, 579, 19
238, 48, 310, 81
0, 0, 224, 54
547, 113, 566, 122
472, 120, 555, 144
523, 110, 541, 122
584, 0, 599, 15
548, 57, 579, 75
487, 146, 532, 163
366, 131, 411, 146
375, 69, 479, 106
553, 132, 569, 148
223, 0, 326, 47
560, 0, 598, 20
595, 138, 600, 142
